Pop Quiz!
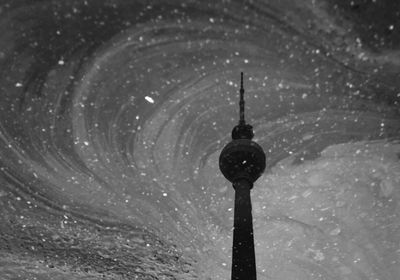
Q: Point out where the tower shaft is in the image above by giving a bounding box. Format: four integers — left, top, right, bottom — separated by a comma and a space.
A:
231, 178, 257, 280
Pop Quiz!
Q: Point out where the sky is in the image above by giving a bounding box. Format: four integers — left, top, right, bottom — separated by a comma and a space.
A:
0, 0, 399, 279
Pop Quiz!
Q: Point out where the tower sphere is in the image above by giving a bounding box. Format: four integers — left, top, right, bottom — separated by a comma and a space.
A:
219, 138, 266, 186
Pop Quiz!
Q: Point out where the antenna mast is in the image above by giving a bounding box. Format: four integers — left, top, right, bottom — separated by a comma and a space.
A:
232, 72, 254, 140
239, 72, 245, 125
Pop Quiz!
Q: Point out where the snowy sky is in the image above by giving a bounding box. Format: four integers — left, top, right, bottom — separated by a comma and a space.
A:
0, 1, 399, 279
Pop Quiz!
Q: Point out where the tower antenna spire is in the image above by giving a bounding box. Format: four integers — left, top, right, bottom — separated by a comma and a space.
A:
239, 72, 245, 125
231, 72, 254, 140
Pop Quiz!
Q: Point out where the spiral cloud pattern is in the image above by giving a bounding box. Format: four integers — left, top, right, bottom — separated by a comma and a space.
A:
0, 1, 400, 279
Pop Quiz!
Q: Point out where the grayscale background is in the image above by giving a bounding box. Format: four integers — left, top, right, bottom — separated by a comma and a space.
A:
0, 1, 399, 279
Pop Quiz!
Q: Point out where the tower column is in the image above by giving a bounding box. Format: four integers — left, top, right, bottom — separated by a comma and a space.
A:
232, 178, 256, 280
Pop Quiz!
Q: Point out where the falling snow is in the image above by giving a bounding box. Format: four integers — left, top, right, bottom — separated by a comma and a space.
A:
144, 96, 155, 103
0, 0, 399, 280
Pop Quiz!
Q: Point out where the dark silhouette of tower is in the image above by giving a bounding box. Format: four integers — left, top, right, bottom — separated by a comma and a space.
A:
219, 73, 266, 280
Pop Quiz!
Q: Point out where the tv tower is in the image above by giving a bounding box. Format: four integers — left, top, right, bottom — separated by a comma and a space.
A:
219, 72, 266, 280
